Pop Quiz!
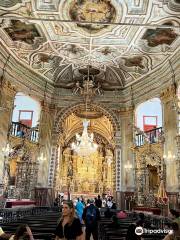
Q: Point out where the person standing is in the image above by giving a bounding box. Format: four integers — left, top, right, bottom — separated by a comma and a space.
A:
75, 198, 85, 223
82, 199, 100, 240
55, 200, 83, 240
107, 198, 113, 209
95, 195, 102, 209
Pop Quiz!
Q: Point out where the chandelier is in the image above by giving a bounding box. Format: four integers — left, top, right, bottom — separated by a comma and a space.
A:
71, 119, 98, 157
71, 15, 100, 157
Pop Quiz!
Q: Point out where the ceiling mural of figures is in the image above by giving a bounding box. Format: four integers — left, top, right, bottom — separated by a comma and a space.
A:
142, 26, 178, 47
69, 0, 116, 33
0, 0, 179, 90
4, 20, 41, 45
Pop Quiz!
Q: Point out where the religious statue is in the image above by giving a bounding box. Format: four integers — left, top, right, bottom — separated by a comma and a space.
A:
67, 160, 73, 178
82, 181, 89, 192
72, 81, 82, 95
94, 82, 103, 96
4, 158, 10, 181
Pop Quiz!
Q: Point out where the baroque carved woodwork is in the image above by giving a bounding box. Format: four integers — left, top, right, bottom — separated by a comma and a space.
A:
5, 138, 39, 199
58, 145, 114, 196
133, 142, 164, 206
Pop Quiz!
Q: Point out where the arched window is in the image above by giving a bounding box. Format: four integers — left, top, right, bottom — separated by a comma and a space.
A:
135, 98, 162, 146
135, 98, 162, 131
12, 92, 41, 128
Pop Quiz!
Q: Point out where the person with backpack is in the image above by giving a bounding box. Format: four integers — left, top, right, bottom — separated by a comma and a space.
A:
82, 199, 100, 240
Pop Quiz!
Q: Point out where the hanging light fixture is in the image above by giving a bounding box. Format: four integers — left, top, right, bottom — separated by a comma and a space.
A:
71, 119, 98, 157
71, 66, 99, 156
71, 64, 99, 157
71, 11, 99, 157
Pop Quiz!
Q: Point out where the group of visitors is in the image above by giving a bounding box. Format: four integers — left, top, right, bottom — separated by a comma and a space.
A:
0, 197, 179, 240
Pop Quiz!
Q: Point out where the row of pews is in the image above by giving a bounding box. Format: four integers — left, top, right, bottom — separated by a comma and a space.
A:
0, 207, 170, 240
0, 209, 60, 240
98, 213, 169, 240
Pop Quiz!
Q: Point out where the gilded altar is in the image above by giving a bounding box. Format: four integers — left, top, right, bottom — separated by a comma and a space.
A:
58, 147, 113, 196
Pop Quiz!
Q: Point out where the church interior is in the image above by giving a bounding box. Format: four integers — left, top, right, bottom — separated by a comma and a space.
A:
0, 0, 180, 239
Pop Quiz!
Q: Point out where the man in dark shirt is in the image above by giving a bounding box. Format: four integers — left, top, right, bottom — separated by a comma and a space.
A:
95, 195, 102, 209
82, 199, 100, 240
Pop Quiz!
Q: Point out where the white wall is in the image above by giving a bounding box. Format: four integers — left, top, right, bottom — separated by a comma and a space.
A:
135, 98, 162, 131
12, 93, 41, 127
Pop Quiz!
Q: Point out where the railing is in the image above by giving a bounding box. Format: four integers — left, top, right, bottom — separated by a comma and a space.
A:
135, 127, 163, 147
10, 122, 39, 143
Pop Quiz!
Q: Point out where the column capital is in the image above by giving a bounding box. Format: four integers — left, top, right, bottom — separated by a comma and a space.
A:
1, 79, 16, 95
41, 101, 56, 113
160, 84, 176, 102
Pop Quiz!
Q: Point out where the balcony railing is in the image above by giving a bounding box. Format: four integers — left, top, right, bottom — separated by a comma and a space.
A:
10, 122, 39, 143
135, 127, 163, 147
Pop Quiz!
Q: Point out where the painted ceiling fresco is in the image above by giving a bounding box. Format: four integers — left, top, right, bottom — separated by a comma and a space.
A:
4, 20, 41, 45
0, 0, 179, 90
69, 0, 116, 33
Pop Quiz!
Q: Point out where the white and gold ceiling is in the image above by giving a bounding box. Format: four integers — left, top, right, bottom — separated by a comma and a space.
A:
0, 0, 179, 90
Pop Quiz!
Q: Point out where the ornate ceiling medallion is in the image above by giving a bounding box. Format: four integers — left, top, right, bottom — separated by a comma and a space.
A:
69, 0, 116, 33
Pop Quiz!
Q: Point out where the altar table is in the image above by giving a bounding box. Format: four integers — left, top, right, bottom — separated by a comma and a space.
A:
134, 207, 161, 215
5, 200, 36, 208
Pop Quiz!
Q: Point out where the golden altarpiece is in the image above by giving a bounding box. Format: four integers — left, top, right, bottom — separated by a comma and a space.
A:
59, 146, 113, 197
55, 112, 115, 198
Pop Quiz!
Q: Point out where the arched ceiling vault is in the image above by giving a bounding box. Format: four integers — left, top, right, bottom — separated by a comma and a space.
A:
60, 113, 114, 146
0, 0, 179, 91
